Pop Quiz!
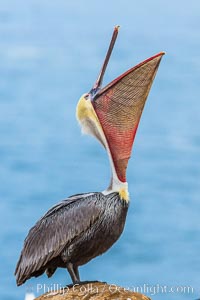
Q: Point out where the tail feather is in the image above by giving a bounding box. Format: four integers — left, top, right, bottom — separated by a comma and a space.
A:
46, 267, 57, 278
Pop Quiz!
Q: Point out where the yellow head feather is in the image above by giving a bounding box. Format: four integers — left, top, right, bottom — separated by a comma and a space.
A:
119, 187, 129, 202
76, 94, 99, 124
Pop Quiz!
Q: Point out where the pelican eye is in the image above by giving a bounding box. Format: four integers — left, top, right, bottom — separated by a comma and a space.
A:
84, 94, 89, 100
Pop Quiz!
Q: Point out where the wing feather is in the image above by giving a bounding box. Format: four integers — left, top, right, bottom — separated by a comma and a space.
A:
15, 193, 102, 285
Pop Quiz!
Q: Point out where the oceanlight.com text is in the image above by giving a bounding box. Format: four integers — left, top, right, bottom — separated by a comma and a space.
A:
25, 282, 194, 297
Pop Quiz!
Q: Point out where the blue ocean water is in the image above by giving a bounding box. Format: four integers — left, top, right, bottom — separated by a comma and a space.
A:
0, 1, 200, 299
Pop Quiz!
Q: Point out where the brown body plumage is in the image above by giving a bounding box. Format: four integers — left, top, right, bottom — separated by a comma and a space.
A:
15, 193, 128, 285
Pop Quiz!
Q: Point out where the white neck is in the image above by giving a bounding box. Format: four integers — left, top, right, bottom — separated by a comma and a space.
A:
101, 137, 128, 194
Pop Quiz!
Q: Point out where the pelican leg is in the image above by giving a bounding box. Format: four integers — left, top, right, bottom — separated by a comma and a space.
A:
73, 265, 80, 282
66, 262, 80, 284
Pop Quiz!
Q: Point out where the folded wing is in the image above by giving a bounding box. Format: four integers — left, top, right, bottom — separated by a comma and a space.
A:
15, 193, 102, 285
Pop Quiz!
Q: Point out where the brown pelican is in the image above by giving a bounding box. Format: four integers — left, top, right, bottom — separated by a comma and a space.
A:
15, 26, 164, 286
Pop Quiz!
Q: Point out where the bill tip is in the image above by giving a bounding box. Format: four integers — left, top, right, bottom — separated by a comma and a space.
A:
114, 25, 120, 31
160, 51, 166, 56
